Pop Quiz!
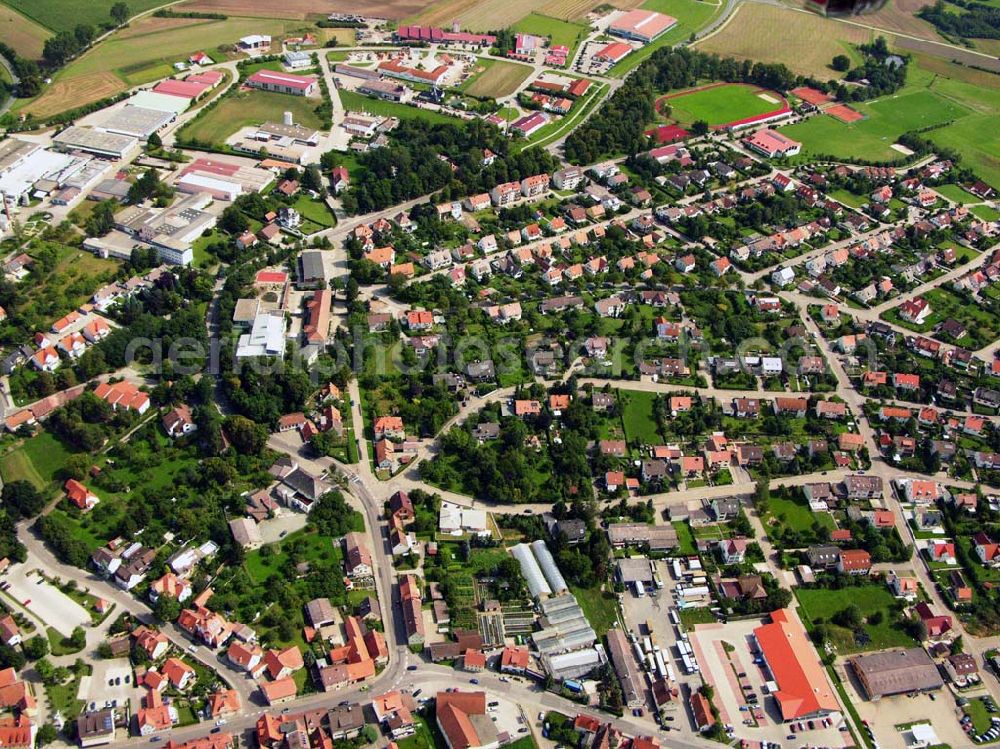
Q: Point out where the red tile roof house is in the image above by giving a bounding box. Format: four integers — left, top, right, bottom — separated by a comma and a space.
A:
0, 617, 19, 647
914, 601, 952, 638
836, 549, 872, 575
435, 691, 496, 749
207, 689, 240, 718
974, 533, 1000, 567
500, 646, 529, 674
264, 646, 304, 680
260, 677, 298, 705
162, 658, 196, 690
64, 478, 99, 511
374, 416, 405, 440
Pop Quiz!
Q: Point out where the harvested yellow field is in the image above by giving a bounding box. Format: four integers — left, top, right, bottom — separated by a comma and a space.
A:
0, 5, 51, 59
541, 0, 642, 20
114, 16, 206, 38
408, 0, 485, 26
696, 4, 872, 79
180, 0, 434, 19
462, 60, 532, 98
862, 0, 943, 42
412, 0, 544, 29
24, 71, 123, 118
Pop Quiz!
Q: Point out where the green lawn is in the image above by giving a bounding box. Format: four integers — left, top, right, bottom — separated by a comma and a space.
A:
179, 88, 324, 147
662, 83, 784, 127
244, 529, 340, 584
829, 189, 867, 209
964, 698, 996, 734
620, 390, 662, 445
972, 204, 1000, 221
795, 586, 918, 653
0, 432, 73, 492
922, 287, 999, 348
932, 183, 980, 204
291, 194, 335, 232
766, 495, 836, 534
571, 584, 619, 633
608, 0, 724, 76
338, 90, 459, 125
397, 714, 450, 749
781, 88, 971, 163
679, 607, 716, 627
673, 521, 697, 555
47, 627, 84, 656
1, 0, 168, 32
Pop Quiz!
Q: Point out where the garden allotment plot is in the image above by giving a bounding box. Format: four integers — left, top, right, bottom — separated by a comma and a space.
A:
657, 82, 789, 129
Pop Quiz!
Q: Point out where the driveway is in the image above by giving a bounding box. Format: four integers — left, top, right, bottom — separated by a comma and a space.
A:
6, 567, 90, 637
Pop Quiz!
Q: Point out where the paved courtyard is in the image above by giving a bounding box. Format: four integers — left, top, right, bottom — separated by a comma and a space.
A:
77, 658, 141, 715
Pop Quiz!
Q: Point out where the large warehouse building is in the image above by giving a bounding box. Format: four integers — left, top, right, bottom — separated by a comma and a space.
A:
752, 609, 839, 722
608, 9, 677, 43
52, 126, 140, 161
849, 649, 944, 700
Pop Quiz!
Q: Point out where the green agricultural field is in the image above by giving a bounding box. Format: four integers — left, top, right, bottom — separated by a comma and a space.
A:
338, 89, 460, 125
179, 89, 324, 146
781, 88, 970, 164
460, 59, 532, 99
1, 0, 168, 33
796, 586, 918, 653
64, 17, 303, 84
609, 0, 723, 76
513, 13, 588, 54
661, 83, 783, 127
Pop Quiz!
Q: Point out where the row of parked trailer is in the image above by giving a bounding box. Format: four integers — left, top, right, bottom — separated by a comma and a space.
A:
630, 632, 677, 683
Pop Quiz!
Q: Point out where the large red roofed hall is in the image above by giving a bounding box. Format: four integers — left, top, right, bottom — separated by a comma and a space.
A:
752, 609, 838, 722
742, 128, 801, 158
245, 70, 317, 96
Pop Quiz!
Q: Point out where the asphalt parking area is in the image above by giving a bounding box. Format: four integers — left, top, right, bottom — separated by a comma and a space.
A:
5, 567, 89, 636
